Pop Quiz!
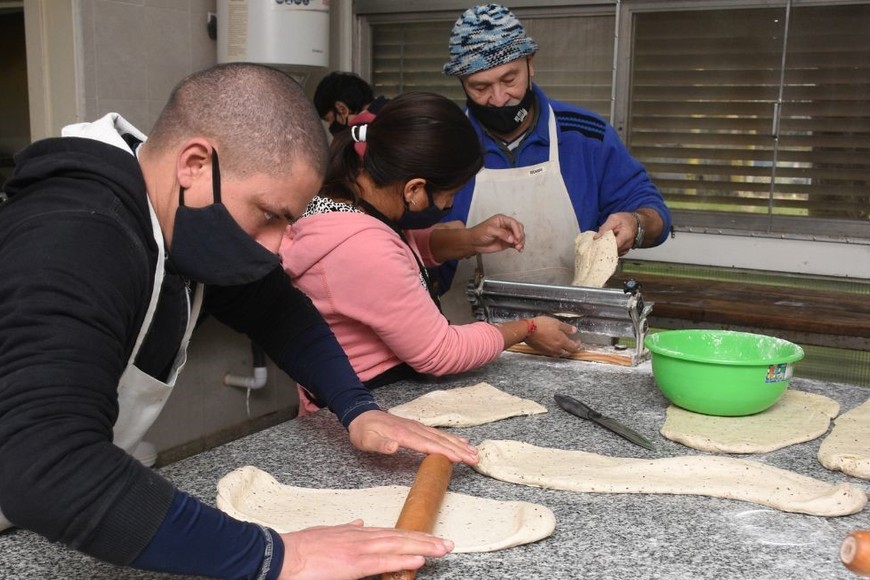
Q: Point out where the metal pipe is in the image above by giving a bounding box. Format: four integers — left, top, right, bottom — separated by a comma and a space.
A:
224, 341, 268, 390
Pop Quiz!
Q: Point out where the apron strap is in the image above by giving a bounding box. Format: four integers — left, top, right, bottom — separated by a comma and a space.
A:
546, 105, 560, 169
127, 197, 166, 367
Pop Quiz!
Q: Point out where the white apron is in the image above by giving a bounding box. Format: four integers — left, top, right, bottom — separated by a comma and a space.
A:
441, 106, 581, 323
0, 198, 202, 531
113, 197, 204, 452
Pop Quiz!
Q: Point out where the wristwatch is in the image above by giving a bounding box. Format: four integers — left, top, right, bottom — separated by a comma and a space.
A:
631, 212, 645, 249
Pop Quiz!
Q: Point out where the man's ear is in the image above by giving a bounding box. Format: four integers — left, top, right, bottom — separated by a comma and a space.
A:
335, 101, 351, 119
176, 139, 212, 191
527, 54, 536, 79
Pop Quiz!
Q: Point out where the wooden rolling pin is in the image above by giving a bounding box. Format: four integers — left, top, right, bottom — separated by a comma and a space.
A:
381, 454, 454, 580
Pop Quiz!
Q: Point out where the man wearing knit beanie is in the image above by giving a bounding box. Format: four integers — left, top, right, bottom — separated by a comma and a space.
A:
437, 3, 671, 323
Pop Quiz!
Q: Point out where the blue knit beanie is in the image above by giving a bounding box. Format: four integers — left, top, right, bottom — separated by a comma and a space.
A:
443, 4, 538, 77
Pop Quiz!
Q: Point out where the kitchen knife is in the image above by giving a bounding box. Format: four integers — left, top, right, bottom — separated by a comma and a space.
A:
554, 393, 655, 451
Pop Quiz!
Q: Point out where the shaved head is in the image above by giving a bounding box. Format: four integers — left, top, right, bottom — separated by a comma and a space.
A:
148, 63, 327, 181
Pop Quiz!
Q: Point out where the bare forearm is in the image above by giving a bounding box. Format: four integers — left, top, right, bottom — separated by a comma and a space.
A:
495, 316, 582, 357
429, 227, 476, 262
428, 214, 525, 261
496, 318, 536, 349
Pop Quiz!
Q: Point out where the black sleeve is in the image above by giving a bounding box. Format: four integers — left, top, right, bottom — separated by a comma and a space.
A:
204, 267, 325, 353
204, 268, 380, 427
0, 206, 176, 563
132, 489, 284, 580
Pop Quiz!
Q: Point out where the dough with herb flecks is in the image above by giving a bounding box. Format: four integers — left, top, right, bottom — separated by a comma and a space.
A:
387, 382, 546, 427
818, 397, 870, 480
661, 390, 840, 453
216, 466, 555, 553
473, 439, 866, 517
572, 230, 618, 288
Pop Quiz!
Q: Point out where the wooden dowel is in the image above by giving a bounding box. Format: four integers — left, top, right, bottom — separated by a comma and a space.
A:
508, 342, 633, 366
381, 454, 454, 580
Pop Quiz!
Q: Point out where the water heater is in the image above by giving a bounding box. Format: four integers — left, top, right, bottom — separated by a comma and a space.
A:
217, 0, 329, 69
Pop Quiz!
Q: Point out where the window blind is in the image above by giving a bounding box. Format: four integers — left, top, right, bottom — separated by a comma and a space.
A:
780, 5, 870, 223
371, 21, 461, 101
630, 4, 870, 236
370, 14, 616, 117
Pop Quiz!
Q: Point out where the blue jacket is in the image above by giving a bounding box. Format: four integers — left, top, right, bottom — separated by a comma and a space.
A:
439, 84, 671, 290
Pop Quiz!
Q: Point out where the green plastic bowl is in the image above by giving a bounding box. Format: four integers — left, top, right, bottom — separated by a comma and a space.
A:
644, 330, 805, 416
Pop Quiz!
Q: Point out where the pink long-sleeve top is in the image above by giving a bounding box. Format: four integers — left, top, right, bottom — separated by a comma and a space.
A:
279, 197, 504, 384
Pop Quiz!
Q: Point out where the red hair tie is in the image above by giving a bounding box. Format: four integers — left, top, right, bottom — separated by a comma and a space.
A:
351, 124, 368, 158
350, 110, 377, 159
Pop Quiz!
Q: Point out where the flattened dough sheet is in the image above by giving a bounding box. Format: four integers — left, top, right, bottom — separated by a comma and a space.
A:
661, 390, 840, 454
216, 466, 555, 553
387, 382, 547, 427
473, 440, 867, 517
572, 230, 618, 288
818, 397, 870, 480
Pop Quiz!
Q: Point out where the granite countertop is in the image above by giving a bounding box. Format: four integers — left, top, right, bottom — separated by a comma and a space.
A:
2, 353, 869, 579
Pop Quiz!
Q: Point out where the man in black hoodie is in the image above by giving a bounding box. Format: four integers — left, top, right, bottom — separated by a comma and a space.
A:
0, 63, 476, 579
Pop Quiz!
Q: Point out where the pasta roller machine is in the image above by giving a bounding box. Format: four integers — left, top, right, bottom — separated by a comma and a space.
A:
465, 264, 653, 366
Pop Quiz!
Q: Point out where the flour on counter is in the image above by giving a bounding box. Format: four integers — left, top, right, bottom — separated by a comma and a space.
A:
216, 465, 555, 553
731, 508, 833, 547
661, 390, 840, 453
387, 382, 546, 427
473, 439, 867, 517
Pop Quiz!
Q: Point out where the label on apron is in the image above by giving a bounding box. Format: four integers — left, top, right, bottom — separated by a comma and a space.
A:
441, 106, 581, 323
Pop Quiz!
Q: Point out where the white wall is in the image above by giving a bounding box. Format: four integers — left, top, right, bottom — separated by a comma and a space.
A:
634, 232, 870, 280
145, 317, 297, 454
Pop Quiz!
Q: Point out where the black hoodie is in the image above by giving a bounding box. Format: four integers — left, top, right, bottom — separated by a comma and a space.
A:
0, 136, 378, 568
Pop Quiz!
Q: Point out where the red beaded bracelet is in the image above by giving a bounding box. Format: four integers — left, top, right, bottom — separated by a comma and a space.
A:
524, 318, 537, 338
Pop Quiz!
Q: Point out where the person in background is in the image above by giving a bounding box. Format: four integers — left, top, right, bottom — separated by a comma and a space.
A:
281, 92, 580, 414
0, 63, 477, 580
438, 3, 672, 322
314, 71, 390, 136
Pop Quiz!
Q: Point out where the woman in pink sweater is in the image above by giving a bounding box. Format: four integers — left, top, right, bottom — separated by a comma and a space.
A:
280, 93, 579, 411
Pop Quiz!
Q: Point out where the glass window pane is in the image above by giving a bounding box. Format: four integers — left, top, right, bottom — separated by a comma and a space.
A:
630, 4, 870, 237
775, 4, 870, 223
630, 8, 785, 216
524, 14, 615, 119
370, 14, 615, 118
371, 21, 461, 101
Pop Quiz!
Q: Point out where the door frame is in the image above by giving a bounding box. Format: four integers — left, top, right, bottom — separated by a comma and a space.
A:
21, 0, 82, 141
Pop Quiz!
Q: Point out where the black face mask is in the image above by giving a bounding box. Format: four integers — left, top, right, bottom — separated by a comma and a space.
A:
328, 109, 349, 136
170, 149, 279, 286
328, 120, 348, 136
397, 189, 452, 230
466, 85, 535, 135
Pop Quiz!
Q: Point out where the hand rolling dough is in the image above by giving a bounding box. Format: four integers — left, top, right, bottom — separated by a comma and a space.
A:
473, 439, 866, 516
818, 397, 870, 480
216, 465, 555, 552
661, 390, 840, 453
387, 382, 546, 427
572, 230, 618, 288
